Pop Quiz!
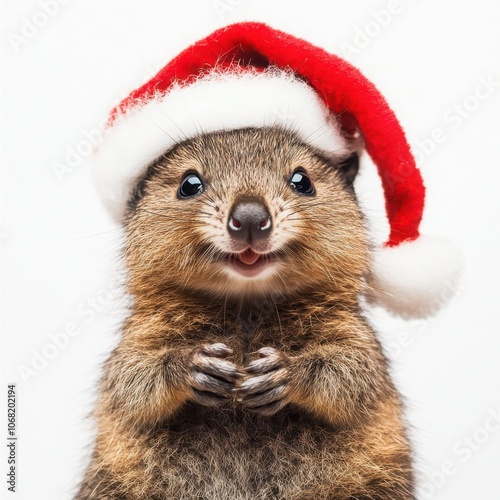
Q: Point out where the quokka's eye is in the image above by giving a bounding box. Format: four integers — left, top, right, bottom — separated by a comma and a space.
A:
178, 172, 204, 198
290, 169, 315, 196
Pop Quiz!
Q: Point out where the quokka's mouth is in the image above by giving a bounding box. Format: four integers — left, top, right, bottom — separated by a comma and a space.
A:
224, 249, 280, 278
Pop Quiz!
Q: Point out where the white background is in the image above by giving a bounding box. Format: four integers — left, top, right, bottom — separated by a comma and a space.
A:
1, 1, 499, 499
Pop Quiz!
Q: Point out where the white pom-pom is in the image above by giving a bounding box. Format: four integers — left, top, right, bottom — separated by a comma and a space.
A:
367, 236, 463, 318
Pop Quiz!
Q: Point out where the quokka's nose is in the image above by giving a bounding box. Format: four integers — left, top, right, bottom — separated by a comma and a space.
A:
228, 198, 272, 243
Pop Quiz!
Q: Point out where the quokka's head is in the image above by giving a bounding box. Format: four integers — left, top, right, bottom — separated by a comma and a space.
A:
124, 127, 369, 299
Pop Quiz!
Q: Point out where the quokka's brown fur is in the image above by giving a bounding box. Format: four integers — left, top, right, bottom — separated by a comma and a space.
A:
77, 128, 414, 499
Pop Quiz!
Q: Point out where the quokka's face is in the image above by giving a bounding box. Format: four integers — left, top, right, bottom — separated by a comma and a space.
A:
125, 127, 368, 299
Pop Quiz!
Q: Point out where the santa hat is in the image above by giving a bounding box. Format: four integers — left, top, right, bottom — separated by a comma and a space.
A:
91, 21, 462, 318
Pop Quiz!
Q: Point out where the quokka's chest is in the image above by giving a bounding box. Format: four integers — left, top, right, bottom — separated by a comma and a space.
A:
214, 308, 315, 362
141, 403, 350, 499
158, 402, 339, 456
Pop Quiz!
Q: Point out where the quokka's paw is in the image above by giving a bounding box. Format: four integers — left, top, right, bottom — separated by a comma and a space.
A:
237, 347, 292, 416
188, 343, 243, 407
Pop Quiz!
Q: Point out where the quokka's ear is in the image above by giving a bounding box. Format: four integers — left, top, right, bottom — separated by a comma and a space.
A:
336, 153, 359, 190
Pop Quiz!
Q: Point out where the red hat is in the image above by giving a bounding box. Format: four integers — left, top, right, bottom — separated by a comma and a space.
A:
92, 21, 461, 318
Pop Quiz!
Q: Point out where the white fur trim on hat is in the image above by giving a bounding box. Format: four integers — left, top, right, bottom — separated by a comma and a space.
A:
367, 236, 463, 318
91, 69, 349, 221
